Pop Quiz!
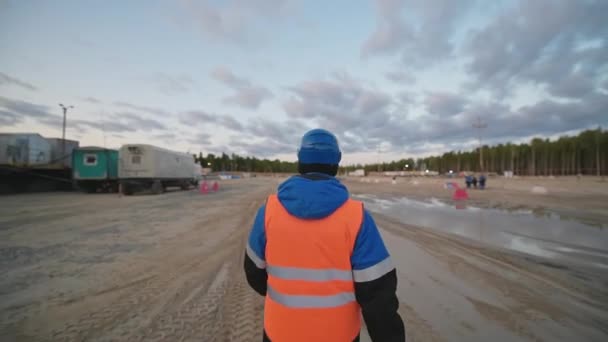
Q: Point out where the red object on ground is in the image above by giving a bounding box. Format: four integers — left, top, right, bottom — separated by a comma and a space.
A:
453, 188, 468, 200
200, 181, 209, 194
212, 181, 219, 192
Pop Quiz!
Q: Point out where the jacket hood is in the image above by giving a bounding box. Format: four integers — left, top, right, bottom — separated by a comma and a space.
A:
277, 174, 349, 219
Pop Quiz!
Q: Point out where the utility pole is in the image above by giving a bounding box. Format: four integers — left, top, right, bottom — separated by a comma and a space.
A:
102, 122, 107, 148
102, 109, 107, 148
472, 117, 487, 172
59, 104, 74, 158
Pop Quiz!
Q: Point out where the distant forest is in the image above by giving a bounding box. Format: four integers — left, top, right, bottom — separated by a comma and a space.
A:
193, 152, 299, 174
195, 128, 608, 176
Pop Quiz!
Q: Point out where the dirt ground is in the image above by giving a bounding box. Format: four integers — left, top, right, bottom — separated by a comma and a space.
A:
1, 176, 607, 341
344, 175, 608, 224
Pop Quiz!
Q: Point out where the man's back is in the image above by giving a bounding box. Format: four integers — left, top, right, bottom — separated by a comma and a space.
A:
244, 128, 405, 341
245, 174, 405, 341
264, 184, 362, 341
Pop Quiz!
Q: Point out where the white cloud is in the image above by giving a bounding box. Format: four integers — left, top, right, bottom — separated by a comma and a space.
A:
0, 72, 37, 91
210, 66, 273, 109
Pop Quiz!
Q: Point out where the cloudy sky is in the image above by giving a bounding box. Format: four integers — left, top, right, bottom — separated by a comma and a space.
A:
1, 0, 607, 164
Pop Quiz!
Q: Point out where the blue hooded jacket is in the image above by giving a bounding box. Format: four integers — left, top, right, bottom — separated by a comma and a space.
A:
247, 174, 391, 275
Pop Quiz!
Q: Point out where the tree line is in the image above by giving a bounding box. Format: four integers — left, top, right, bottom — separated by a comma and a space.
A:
193, 152, 298, 173
194, 128, 607, 176
341, 128, 607, 176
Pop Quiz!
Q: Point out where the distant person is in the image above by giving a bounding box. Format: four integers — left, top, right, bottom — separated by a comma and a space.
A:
465, 175, 473, 188
479, 174, 487, 189
472, 175, 478, 188
244, 129, 405, 342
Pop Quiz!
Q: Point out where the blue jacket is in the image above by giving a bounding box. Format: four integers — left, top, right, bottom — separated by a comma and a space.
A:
247, 173, 391, 276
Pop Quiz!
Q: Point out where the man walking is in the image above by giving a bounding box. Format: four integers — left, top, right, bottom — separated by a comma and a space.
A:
244, 129, 405, 341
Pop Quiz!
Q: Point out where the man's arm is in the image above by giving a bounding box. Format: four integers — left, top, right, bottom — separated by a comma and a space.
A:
352, 209, 405, 341
244, 205, 267, 296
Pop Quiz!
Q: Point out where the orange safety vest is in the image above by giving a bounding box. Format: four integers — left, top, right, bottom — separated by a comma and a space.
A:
264, 194, 363, 342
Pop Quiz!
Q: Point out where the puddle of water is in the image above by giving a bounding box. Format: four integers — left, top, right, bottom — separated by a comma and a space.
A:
354, 194, 608, 269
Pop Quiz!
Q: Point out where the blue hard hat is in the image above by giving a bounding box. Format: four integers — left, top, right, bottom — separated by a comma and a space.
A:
297, 129, 341, 165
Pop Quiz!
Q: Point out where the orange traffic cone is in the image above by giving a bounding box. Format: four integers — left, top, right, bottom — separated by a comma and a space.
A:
200, 181, 209, 194
453, 188, 468, 200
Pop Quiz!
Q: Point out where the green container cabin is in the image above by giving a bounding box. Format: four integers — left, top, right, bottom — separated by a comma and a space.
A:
72, 147, 119, 192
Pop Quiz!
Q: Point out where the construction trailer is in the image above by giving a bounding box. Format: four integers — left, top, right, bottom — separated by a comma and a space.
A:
0, 133, 52, 166
72, 147, 119, 193
47, 138, 79, 168
0, 133, 76, 193
118, 144, 200, 195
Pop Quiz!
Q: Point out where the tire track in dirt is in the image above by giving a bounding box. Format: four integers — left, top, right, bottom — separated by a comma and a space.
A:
121, 237, 242, 342
220, 202, 266, 342
39, 207, 232, 309
134, 200, 259, 341
138, 200, 263, 342
49, 256, 207, 341
218, 241, 265, 342
3, 182, 272, 342
47, 200, 258, 342
99, 243, 240, 342
122, 261, 233, 342
153, 262, 233, 342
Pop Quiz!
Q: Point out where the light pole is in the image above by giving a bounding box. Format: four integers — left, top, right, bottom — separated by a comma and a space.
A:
59, 104, 74, 159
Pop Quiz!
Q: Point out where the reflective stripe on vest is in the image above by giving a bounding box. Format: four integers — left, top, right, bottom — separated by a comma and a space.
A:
264, 194, 364, 342
267, 265, 353, 282
267, 285, 356, 308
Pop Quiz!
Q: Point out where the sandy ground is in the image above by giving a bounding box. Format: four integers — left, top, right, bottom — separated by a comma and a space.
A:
0, 180, 274, 342
344, 175, 608, 224
1, 176, 607, 341
348, 176, 608, 341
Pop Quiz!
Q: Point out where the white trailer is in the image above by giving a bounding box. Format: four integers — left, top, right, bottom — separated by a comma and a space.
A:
118, 144, 199, 195
348, 169, 366, 177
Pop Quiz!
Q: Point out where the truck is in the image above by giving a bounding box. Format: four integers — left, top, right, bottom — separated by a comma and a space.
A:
118, 144, 199, 195
72, 147, 119, 193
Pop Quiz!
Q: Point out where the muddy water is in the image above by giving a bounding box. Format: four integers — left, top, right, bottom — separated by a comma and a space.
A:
354, 194, 608, 270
